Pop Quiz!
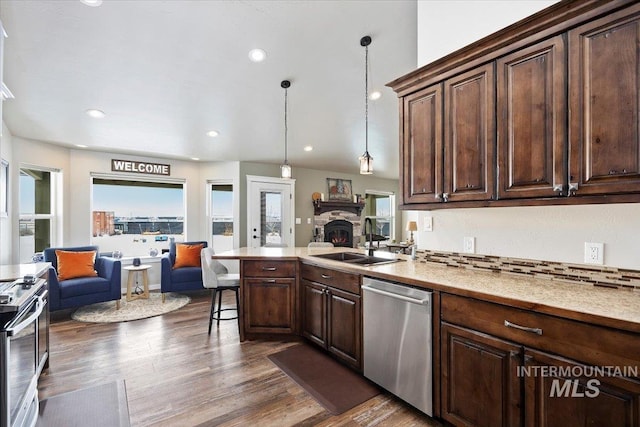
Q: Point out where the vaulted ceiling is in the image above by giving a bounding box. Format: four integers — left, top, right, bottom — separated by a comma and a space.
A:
0, 0, 417, 179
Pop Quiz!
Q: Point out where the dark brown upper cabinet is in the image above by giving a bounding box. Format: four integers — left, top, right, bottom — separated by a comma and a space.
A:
401, 84, 443, 205
389, 0, 640, 210
497, 35, 566, 199
568, 7, 640, 197
401, 64, 495, 207
444, 63, 495, 202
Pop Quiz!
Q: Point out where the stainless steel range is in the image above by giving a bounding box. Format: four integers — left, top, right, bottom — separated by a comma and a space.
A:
0, 278, 49, 427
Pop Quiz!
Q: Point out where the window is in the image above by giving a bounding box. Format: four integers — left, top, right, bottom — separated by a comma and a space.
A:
91, 177, 185, 257
209, 183, 234, 252
19, 167, 62, 263
364, 191, 396, 242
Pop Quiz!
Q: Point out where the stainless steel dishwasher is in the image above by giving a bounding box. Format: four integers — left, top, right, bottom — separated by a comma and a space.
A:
362, 277, 433, 416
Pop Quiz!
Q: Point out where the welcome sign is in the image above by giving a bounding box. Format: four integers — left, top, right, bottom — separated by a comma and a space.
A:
111, 159, 171, 176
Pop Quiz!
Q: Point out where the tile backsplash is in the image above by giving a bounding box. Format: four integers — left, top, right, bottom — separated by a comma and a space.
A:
416, 250, 640, 291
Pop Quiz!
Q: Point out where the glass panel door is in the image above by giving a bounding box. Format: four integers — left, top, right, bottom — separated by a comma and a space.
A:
247, 176, 295, 248
261, 191, 283, 246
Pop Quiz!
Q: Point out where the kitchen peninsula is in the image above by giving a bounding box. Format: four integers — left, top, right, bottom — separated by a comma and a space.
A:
213, 246, 640, 425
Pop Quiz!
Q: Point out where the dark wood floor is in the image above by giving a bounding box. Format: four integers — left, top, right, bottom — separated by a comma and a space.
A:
40, 291, 442, 426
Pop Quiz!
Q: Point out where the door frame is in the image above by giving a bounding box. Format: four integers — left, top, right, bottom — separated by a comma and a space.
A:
246, 175, 295, 248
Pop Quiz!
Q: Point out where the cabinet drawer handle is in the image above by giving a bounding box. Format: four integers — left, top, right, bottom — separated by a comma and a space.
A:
263, 279, 277, 284
262, 267, 277, 271
321, 274, 332, 279
504, 320, 542, 335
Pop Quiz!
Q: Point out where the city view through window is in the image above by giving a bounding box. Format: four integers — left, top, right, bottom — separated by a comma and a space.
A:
90, 180, 235, 257
91, 179, 185, 257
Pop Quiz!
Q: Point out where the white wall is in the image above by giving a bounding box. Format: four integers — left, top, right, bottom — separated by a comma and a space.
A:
417, 0, 559, 66
412, 0, 640, 270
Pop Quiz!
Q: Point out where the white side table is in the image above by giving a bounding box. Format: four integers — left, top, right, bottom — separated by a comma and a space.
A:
123, 265, 151, 302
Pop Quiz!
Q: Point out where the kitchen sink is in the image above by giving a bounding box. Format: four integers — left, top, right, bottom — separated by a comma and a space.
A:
310, 251, 404, 266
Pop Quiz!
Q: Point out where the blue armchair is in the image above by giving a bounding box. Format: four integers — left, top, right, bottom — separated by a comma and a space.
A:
44, 245, 122, 312
161, 241, 207, 302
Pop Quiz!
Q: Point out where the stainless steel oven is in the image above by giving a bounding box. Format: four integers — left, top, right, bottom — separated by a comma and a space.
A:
0, 279, 48, 427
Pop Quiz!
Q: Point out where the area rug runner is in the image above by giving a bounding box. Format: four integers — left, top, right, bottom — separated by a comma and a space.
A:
71, 292, 190, 323
268, 344, 380, 415
37, 380, 130, 427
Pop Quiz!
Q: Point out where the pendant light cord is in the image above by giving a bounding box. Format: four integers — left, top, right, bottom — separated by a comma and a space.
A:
284, 87, 288, 163
365, 44, 368, 153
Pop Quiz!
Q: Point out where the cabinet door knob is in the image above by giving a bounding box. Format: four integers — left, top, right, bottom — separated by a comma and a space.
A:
435, 193, 442, 201
442, 193, 449, 202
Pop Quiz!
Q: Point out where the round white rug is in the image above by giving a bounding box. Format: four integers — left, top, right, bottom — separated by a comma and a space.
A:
71, 292, 190, 323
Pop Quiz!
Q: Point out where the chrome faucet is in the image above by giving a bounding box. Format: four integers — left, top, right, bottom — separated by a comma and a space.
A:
364, 217, 374, 256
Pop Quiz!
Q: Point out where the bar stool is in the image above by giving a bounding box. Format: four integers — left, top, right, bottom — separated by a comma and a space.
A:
200, 247, 240, 334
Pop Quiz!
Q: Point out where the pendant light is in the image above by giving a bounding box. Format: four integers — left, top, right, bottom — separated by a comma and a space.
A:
359, 35, 373, 175
280, 80, 292, 179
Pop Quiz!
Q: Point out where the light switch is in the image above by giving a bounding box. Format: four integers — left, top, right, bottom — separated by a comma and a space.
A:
295, 218, 301, 225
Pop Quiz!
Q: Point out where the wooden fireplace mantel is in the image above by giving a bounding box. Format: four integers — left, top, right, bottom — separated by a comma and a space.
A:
313, 200, 365, 216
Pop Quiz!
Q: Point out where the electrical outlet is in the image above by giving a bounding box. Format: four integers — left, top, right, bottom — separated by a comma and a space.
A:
295, 218, 301, 225
307, 218, 311, 224
423, 216, 433, 232
584, 242, 604, 265
463, 236, 475, 254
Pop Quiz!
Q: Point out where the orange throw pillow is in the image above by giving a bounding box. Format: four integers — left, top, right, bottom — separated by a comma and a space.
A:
56, 250, 98, 281
173, 243, 204, 269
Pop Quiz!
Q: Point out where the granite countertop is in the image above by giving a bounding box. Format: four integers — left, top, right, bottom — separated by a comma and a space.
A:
0, 263, 50, 282
214, 247, 640, 333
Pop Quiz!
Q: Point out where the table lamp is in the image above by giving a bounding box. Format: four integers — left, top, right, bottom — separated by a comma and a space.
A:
406, 221, 418, 244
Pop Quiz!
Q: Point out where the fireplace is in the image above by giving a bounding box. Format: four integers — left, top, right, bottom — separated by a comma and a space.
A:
324, 220, 353, 247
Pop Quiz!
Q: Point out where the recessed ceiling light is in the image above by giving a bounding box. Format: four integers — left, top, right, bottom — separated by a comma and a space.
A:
206, 130, 219, 137
370, 91, 382, 100
248, 48, 266, 63
80, 0, 103, 7
85, 109, 105, 118
76, 144, 88, 148
304, 146, 313, 152
191, 157, 200, 161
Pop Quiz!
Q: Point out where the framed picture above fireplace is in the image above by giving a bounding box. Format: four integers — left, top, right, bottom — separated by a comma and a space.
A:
326, 178, 352, 201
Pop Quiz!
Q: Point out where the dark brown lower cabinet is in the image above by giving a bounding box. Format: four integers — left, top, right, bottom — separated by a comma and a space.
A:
240, 259, 297, 339
301, 278, 361, 371
243, 278, 295, 334
441, 294, 640, 427
302, 280, 327, 347
441, 322, 522, 427
524, 348, 640, 427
